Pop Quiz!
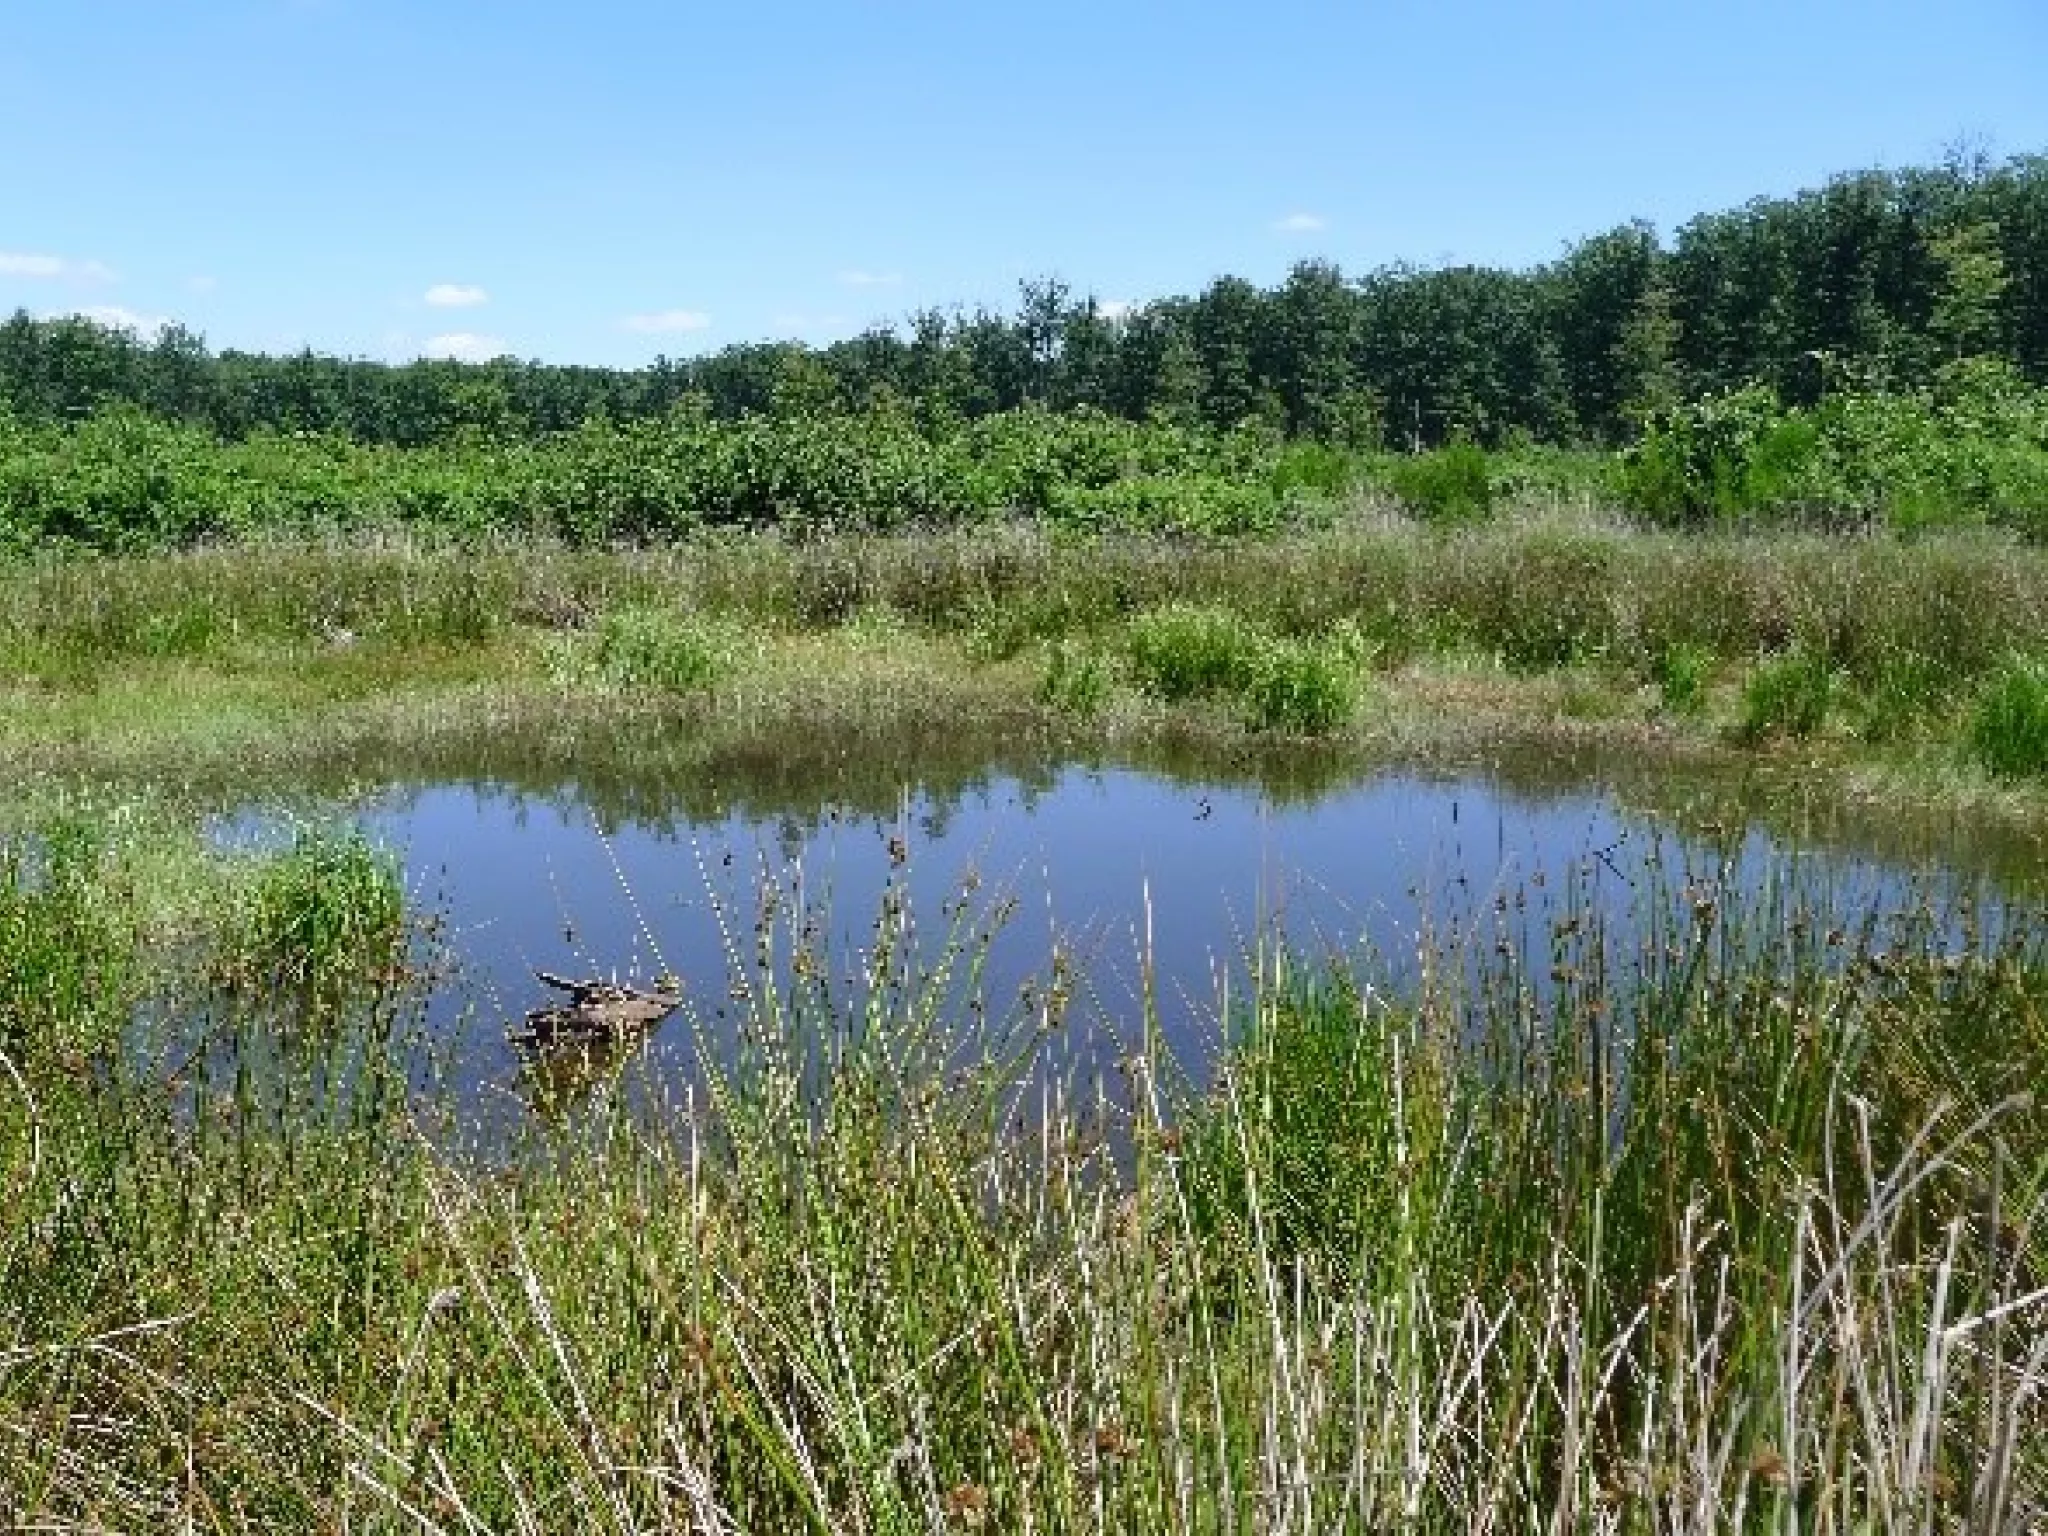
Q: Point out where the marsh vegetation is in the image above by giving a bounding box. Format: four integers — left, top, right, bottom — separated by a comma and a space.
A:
2, 805, 2045, 1529
4, 148, 2048, 1528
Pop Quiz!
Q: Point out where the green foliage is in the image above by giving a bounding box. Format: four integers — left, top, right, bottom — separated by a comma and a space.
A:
0, 819, 134, 1057
1651, 642, 1713, 716
5, 151, 2048, 477
4, 853, 2047, 1525
237, 827, 404, 996
1124, 604, 1265, 702
1854, 651, 1951, 743
1622, 366, 2048, 536
1268, 439, 1359, 499
1386, 439, 1493, 524
1928, 219, 2011, 361
1739, 645, 1839, 741
1242, 639, 1354, 734
1037, 639, 1111, 717
1968, 654, 2048, 777
592, 605, 727, 693
1184, 975, 1434, 1283
1122, 605, 1352, 733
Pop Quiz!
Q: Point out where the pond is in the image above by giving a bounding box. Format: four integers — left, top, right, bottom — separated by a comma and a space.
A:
205, 736, 2041, 1142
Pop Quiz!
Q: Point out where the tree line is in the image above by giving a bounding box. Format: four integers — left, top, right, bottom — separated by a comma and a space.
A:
2, 150, 2042, 451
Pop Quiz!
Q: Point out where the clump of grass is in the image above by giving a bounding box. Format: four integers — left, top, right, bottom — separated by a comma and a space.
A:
1038, 639, 1111, 717
234, 825, 404, 997
1739, 643, 1838, 741
1855, 650, 1950, 743
1124, 604, 1265, 702
1124, 606, 1354, 734
591, 604, 727, 693
1651, 640, 1713, 716
0, 818, 134, 1058
1968, 653, 2048, 777
1184, 966, 1434, 1282
1242, 638, 1354, 734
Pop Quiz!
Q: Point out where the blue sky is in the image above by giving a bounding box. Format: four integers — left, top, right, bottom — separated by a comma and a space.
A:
4, 0, 2044, 366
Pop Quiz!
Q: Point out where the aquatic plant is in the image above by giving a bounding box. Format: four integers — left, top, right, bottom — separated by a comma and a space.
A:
234, 824, 405, 996
1123, 603, 1265, 702
1241, 637, 1354, 734
1037, 638, 1111, 717
0, 818, 133, 1058
1651, 639, 1713, 716
3, 860, 2042, 1529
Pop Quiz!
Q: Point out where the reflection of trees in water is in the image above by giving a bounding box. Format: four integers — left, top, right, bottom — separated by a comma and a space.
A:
253, 714, 2038, 895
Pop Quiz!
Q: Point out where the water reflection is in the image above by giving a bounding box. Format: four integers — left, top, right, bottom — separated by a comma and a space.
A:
216, 743, 2019, 1150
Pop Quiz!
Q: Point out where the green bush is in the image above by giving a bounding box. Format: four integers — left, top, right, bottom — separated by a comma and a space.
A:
1623, 369, 2048, 536
1047, 473, 1283, 535
1386, 439, 1493, 524
1967, 655, 2048, 777
238, 827, 405, 997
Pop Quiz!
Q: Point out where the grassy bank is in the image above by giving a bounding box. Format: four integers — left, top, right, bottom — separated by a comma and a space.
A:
2, 820, 2044, 1529
3, 523, 2046, 811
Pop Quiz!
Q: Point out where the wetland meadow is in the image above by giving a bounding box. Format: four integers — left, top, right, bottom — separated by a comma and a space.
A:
6, 153, 2048, 1531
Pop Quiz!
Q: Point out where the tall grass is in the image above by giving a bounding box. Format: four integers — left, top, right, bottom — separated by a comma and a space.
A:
229, 824, 407, 998
3, 850, 2043, 1529
589, 604, 729, 694
1970, 654, 2048, 778
0, 817, 134, 1058
3, 528, 2047, 786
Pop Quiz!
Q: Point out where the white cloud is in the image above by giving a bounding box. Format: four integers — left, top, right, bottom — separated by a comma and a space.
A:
836, 269, 902, 288
622, 309, 712, 334
0, 251, 115, 282
1273, 213, 1328, 233
424, 282, 488, 308
422, 332, 506, 361
1097, 299, 1137, 322
63, 304, 169, 338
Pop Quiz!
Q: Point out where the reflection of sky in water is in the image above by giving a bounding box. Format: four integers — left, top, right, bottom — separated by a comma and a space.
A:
205, 761, 2009, 1144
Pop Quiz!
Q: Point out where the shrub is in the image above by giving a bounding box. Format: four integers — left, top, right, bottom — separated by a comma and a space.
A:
1967, 655, 2048, 778
1387, 439, 1493, 525
1268, 440, 1358, 500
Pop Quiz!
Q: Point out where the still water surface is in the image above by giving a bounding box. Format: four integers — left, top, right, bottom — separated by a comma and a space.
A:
224, 746, 2034, 1135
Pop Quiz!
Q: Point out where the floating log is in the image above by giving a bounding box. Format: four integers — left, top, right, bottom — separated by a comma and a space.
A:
507, 970, 681, 1054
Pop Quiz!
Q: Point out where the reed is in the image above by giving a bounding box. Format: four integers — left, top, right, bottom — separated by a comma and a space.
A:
3, 848, 2042, 1530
